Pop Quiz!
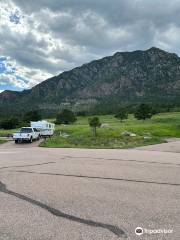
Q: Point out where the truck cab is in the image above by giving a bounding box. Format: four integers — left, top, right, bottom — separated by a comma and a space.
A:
13, 127, 41, 143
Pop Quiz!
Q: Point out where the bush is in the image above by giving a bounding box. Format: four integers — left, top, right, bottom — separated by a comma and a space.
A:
56, 109, 77, 124
76, 111, 88, 116
0, 118, 19, 130
115, 108, 128, 122
23, 110, 41, 123
134, 104, 154, 120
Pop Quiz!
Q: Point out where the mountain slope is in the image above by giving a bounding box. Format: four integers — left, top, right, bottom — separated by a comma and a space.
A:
1, 47, 180, 117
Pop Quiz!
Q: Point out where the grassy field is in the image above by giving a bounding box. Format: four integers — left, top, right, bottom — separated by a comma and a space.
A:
0, 128, 18, 137
41, 112, 180, 148
0, 112, 179, 148
0, 139, 7, 144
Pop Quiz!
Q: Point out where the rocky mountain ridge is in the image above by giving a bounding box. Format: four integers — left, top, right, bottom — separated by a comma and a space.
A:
1, 47, 180, 116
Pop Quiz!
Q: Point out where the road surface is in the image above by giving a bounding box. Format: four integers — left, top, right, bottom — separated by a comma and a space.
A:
0, 142, 180, 239
136, 138, 180, 153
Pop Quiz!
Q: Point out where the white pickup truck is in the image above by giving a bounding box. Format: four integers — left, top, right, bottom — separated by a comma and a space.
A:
13, 127, 41, 143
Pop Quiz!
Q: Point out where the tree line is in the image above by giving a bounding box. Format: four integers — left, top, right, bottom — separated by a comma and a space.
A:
0, 103, 156, 132
0, 110, 41, 130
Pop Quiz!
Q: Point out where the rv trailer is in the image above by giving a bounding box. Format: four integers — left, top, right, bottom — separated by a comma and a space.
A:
30, 120, 55, 137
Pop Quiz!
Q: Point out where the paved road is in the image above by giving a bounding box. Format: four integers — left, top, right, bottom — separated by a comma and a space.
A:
136, 138, 180, 153
0, 144, 180, 239
0, 138, 44, 148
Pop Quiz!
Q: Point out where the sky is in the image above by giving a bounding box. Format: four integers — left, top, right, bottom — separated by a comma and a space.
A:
0, 0, 180, 92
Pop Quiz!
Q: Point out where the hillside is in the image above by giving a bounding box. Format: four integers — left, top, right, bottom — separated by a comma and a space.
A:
1, 47, 180, 117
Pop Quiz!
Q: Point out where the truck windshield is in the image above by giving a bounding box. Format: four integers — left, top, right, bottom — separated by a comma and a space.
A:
20, 128, 32, 133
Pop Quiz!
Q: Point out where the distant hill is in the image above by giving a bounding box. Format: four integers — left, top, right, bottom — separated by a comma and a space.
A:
1, 47, 180, 117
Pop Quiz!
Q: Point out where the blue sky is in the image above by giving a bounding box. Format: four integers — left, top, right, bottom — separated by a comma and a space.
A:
9, 10, 21, 24
0, 57, 19, 91
1, 0, 180, 93
0, 56, 29, 92
0, 7, 29, 92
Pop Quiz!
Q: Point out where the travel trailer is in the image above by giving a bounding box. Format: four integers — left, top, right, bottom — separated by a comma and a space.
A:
30, 120, 55, 137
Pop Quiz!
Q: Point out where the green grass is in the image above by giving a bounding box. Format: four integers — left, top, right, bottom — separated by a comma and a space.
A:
0, 128, 19, 137
41, 112, 180, 148
0, 139, 6, 144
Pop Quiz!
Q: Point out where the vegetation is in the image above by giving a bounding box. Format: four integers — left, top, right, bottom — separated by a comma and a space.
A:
0, 118, 19, 130
1, 111, 180, 149
134, 103, 155, 120
115, 108, 128, 122
56, 109, 77, 124
0, 109, 41, 130
88, 117, 101, 137
0, 139, 6, 144
0, 128, 19, 137
23, 110, 42, 123
41, 112, 180, 148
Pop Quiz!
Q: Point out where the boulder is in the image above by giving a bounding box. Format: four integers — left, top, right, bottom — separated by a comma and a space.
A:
101, 123, 109, 128
122, 131, 136, 137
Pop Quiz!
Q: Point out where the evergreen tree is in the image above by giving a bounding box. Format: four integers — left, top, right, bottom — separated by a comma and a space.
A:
56, 109, 77, 124
134, 104, 154, 120
89, 117, 101, 137
23, 110, 41, 123
115, 108, 128, 122
0, 118, 19, 130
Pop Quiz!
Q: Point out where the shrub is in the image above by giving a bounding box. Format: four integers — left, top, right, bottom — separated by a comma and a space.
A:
56, 109, 77, 124
115, 108, 128, 122
0, 118, 19, 130
23, 110, 41, 123
134, 104, 154, 120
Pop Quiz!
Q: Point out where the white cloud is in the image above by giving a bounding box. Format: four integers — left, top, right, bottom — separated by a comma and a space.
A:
0, 73, 28, 89
0, 0, 180, 90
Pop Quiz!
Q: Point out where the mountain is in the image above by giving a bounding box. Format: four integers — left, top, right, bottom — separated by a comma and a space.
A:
1, 47, 180, 117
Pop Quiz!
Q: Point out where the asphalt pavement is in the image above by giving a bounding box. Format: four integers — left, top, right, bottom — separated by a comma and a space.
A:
0, 141, 180, 239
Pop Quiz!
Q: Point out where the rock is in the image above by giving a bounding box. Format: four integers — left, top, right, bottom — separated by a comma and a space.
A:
143, 136, 151, 140
122, 131, 136, 137
101, 123, 109, 128
59, 131, 69, 138
130, 133, 136, 137
122, 131, 131, 136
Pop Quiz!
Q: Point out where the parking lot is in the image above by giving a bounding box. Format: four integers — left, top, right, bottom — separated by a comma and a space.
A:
0, 142, 180, 239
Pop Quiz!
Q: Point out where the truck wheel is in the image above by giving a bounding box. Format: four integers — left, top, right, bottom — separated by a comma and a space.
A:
15, 140, 18, 144
29, 137, 33, 143
37, 134, 40, 140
